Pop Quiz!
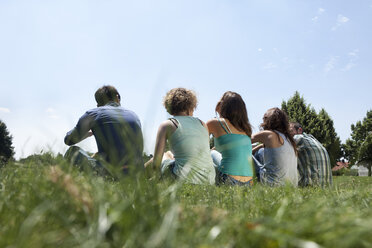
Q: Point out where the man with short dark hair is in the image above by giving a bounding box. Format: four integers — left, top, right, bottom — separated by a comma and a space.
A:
64, 85, 143, 174
289, 122, 332, 187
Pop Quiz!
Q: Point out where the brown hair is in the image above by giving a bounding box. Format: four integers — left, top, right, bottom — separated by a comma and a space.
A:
163, 88, 197, 115
95, 85, 121, 106
216, 91, 252, 137
289, 122, 303, 132
261, 108, 297, 155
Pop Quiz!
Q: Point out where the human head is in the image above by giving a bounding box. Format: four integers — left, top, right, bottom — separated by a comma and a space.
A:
163, 88, 197, 115
261, 108, 289, 132
95, 85, 121, 107
289, 122, 303, 136
215, 91, 252, 137
261, 107, 297, 155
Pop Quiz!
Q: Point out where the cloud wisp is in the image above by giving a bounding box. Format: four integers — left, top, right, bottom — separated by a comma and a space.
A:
332, 14, 350, 31
342, 49, 359, 71
324, 56, 339, 73
46, 107, 60, 119
263, 62, 278, 70
0, 107, 11, 113
311, 8, 325, 23
323, 50, 358, 73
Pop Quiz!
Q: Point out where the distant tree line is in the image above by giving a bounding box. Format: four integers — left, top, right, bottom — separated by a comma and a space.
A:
282, 91, 371, 176
343, 110, 372, 176
282, 91, 342, 166
0, 120, 14, 167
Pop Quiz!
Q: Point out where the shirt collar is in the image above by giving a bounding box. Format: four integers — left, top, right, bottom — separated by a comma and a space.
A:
105, 101, 120, 107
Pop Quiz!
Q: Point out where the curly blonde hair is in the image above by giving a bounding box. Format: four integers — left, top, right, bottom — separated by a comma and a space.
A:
163, 88, 198, 115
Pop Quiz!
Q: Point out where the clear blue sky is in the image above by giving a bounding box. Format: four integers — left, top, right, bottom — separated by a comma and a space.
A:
0, 0, 371, 159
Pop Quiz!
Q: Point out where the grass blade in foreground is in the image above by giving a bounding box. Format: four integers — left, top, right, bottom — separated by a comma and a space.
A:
0, 155, 371, 247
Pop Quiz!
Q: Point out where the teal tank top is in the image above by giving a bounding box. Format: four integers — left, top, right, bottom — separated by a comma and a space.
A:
214, 118, 253, 177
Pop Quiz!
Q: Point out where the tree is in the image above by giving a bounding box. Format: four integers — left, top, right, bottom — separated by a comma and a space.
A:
282, 91, 342, 166
0, 119, 14, 166
343, 110, 372, 176
281, 91, 321, 137
317, 109, 343, 165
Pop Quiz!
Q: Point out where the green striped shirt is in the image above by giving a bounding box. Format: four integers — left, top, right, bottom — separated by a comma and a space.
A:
294, 133, 333, 187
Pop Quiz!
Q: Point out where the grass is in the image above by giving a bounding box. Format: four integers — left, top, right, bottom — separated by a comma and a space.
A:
0, 154, 371, 248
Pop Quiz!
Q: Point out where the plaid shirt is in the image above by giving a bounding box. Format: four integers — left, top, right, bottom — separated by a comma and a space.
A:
294, 133, 333, 187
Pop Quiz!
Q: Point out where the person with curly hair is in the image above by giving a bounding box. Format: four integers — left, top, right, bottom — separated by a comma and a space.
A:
251, 107, 298, 186
207, 91, 254, 186
145, 87, 216, 185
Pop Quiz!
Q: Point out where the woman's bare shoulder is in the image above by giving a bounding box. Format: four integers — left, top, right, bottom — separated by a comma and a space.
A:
251, 130, 276, 143
206, 118, 219, 126
157, 119, 177, 133
252, 130, 275, 136
159, 119, 172, 127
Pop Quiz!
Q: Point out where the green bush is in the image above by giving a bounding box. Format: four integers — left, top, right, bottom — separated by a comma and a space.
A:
332, 168, 358, 176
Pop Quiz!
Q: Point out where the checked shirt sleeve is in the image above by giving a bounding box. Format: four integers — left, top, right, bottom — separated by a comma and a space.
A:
294, 135, 313, 186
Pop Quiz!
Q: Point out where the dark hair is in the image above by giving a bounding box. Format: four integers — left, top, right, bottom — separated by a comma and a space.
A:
95, 85, 121, 106
261, 108, 297, 155
289, 122, 303, 132
163, 88, 197, 115
216, 91, 252, 137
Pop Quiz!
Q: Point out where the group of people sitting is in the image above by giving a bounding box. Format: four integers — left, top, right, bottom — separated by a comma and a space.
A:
64, 85, 333, 187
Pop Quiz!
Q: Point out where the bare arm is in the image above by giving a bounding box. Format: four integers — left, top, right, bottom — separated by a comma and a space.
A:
206, 119, 217, 135
152, 126, 167, 169
252, 130, 282, 148
252, 143, 264, 154
206, 118, 228, 138
251, 131, 270, 144
147, 120, 175, 169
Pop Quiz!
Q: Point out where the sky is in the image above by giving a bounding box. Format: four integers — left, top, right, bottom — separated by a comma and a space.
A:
0, 0, 371, 159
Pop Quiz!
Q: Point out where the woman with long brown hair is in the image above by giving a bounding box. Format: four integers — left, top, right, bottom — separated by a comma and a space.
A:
251, 107, 298, 186
207, 91, 254, 185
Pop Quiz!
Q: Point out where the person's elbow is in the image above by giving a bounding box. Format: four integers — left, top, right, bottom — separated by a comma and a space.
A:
251, 135, 258, 143
64, 134, 76, 146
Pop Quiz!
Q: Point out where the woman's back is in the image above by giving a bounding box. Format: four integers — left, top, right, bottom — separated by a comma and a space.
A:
214, 118, 253, 177
260, 131, 298, 186
169, 116, 216, 184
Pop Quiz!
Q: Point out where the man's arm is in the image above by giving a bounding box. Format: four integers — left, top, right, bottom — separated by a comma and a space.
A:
64, 112, 94, 146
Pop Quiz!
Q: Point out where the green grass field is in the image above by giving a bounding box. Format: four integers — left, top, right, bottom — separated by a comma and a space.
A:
0, 155, 371, 248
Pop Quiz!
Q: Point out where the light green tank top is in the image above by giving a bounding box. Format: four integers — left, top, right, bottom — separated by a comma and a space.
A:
169, 116, 216, 185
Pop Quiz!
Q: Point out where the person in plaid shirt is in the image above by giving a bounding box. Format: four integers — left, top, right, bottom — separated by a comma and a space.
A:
289, 122, 333, 187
